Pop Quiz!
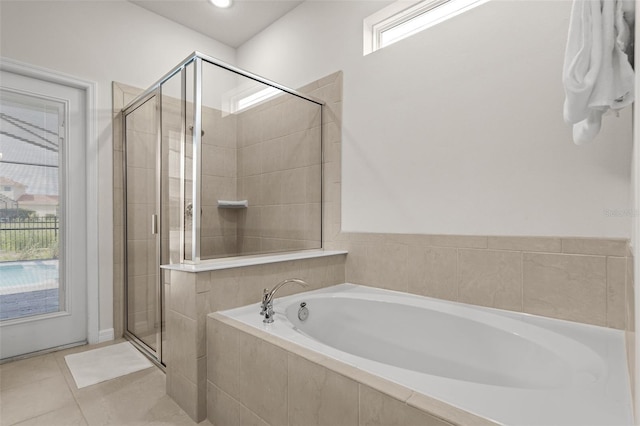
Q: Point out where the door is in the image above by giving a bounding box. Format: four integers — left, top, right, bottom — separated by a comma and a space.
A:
0, 69, 87, 359
123, 94, 162, 360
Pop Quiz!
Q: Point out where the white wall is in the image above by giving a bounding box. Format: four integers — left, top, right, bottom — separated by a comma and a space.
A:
0, 0, 235, 337
237, 0, 633, 238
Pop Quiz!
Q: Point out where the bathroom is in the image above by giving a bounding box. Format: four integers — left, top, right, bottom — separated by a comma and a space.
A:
0, 0, 638, 424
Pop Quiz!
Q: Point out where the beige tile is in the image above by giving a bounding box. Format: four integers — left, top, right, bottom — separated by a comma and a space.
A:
487, 236, 561, 253
207, 382, 239, 426
164, 371, 200, 423
261, 102, 285, 140
0, 375, 75, 426
207, 317, 239, 400
197, 356, 207, 421
338, 232, 386, 243
288, 354, 358, 426
262, 171, 283, 206
458, 249, 522, 311
196, 271, 212, 294
523, 253, 606, 326
317, 71, 342, 89
113, 226, 124, 266
240, 144, 262, 177
169, 271, 197, 320
166, 310, 198, 384
359, 385, 452, 426
260, 205, 284, 239
238, 405, 269, 426
127, 239, 149, 278
126, 166, 151, 205
406, 392, 498, 426
237, 110, 261, 147
0, 354, 62, 391
11, 402, 87, 426
607, 257, 627, 329
408, 246, 457, 301
237, 331, 288, 426
281, 168, 307, 205
261, 137, 283, 173
366, 242, 409, 292
330, 359, 413, 404
423, 235, 488, 249
343, 240, 369, 285
561, 238, 628, 256
627, 254, 635, 333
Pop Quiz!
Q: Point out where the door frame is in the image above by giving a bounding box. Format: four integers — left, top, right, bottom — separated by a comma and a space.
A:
121, 89, 164, 364
0, 57, 99, 345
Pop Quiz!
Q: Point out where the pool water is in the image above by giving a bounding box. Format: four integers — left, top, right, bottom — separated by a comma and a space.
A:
0, 261, 59, 295
0, 260, 60, 320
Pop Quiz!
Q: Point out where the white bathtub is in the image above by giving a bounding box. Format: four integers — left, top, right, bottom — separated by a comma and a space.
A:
220, 283, 633, 425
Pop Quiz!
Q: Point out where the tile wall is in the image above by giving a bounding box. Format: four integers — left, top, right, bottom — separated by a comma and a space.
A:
200, 107, 239, 258
165, 254, 346, 421
235, 91, 322, 255
207, 314, 497, 426
328, 233, 631, 329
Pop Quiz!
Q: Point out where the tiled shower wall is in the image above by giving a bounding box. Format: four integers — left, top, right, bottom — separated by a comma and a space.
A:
200, 108, 238, 258
235, 92, 322, 255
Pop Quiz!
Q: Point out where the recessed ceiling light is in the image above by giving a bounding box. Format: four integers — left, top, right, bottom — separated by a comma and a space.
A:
209, 0, 232, 8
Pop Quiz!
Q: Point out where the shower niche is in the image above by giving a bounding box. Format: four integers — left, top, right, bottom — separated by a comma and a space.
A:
121, 52, 323, 363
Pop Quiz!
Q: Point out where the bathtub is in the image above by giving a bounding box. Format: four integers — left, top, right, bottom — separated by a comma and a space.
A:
220, 283, 633, 425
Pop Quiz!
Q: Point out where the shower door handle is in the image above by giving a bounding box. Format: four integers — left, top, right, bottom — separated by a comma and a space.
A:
151, 214, 158, 235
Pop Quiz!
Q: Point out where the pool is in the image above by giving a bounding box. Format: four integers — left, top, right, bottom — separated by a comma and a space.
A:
0, 260, 59, 295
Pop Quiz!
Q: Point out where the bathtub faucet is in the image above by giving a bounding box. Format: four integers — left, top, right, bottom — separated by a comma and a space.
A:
260, 278, 308, 324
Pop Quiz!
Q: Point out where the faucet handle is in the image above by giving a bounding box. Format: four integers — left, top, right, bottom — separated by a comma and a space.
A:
260, 288, 270, 315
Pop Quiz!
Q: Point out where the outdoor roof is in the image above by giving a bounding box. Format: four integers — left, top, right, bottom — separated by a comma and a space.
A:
0, 94, 60, 196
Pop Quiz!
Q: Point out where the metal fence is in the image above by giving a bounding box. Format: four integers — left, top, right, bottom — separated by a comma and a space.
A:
0, 217, 59, 253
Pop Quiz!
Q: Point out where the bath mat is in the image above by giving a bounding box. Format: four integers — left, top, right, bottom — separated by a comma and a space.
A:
64, 342, 153, 388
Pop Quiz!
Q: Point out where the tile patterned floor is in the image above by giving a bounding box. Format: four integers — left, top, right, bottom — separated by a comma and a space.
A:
0, 340, 212, 426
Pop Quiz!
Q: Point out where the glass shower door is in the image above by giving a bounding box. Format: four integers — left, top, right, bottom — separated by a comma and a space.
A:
124, 93, 161, 358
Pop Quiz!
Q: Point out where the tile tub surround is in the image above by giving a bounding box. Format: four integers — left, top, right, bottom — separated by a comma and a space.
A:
332, 234, 632, 330
165, 253, 347, 422
207, 313, 494, 426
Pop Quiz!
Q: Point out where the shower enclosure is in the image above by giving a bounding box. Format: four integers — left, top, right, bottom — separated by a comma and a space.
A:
121, 52, 323, 364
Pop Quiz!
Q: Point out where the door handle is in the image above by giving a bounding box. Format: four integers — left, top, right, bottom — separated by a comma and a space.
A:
151, 214, 158, 235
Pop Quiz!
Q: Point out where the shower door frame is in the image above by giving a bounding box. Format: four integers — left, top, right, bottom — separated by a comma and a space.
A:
122, 51, 325, 265
121, 87, 164, 367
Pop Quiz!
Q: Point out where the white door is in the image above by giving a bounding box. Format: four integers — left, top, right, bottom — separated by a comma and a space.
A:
0, 69, 87, 359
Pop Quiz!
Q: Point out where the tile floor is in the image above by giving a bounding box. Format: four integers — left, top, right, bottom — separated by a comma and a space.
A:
0, 339, 212, 426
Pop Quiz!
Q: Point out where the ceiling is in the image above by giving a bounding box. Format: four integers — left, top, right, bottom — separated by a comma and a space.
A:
130, 0, 304, 48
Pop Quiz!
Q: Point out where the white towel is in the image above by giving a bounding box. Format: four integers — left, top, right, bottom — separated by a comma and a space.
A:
563, 0, 635, 145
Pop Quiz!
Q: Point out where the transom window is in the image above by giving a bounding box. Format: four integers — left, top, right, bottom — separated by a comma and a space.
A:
364, 0, 490, 55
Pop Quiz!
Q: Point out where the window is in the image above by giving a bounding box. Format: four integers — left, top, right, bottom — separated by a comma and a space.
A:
364, 0, 490, 55
222, 83, 283, 115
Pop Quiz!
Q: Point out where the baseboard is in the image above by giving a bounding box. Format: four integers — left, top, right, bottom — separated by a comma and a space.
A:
98, 328, 115, 343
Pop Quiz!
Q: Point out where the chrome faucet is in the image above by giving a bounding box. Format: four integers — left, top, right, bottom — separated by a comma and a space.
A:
260, 278, 308, 323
